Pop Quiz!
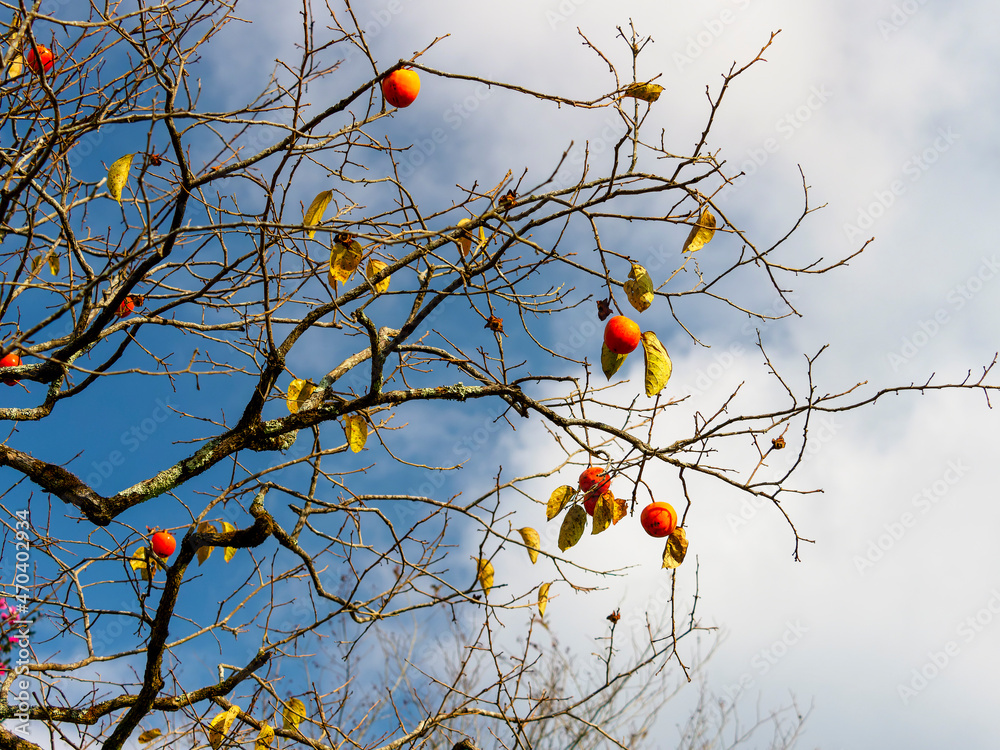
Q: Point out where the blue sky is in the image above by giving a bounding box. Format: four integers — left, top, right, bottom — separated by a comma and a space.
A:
5, 1, 1000, 748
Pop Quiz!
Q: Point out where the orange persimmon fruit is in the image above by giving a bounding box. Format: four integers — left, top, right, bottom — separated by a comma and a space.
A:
604, 315, 641, 355
381, 68, 420, 108
640, 501, 677, 538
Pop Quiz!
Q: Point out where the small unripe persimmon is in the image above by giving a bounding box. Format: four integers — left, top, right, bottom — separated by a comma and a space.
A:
604, 315, 641, 355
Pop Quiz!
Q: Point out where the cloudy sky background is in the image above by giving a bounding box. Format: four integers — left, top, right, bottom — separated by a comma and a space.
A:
8, 0, 998, 748
198, 0, 1000, 747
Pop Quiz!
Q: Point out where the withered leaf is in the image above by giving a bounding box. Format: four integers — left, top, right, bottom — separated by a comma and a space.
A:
662, 527, 689, 569
681, 207, 716, 254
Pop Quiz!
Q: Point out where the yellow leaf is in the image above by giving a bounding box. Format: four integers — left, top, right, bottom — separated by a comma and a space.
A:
129, 546, 155, 582
255, 724, 274, 750
623, 82, 664, 102
221, 521, 237, 562
641, 331, 672, 397
47, 252, 59, 276
342, 414, 367, 452
137, 729, 162, 743
610, 496, 628, 525
591, 492, 614, 535
283, 698, 306, 732
366, 259, 390, 294
516, 527, 540, 564
546, 485, 576, 521
286, 378, 315, 414
474, 557, 494, 596
662, 527, 689, 569
107, 153, 135, 205
623, 263, 654, 313
207, 706, 240, 750
303, 190, 333, 239
328, 237, 363, 283
681, 207, 716, 253
455, 218, 474, 258
31, 255, 43, 274
538, 581, 551, 617
558, 505, 587, 552
7, 54, 23, 78
602, 341, 627, 381
196, 522, 217, 566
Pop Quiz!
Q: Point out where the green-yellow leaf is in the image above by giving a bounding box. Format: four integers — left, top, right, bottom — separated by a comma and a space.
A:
538, 581, 551, 617
286, 378, 315, 414
602, 341, 628, 381
221, 521, 237, 562
474, 557, 494, 597
366, 259, 390, 295
207, 706, 240, 750
255, 724, 274, 750
641, 331, 672, 397
516, 527, 540, 564
624, 263, 654, 313
196, 522, 217, 566
31, 255, 44, 274
591, 492, 614, 535
303, 190, 333, 239
546, 485, 576, 521
137, 729, 162, 744
107, 153, 135, 205
46, 252, 59, 276
328, 237, 363, 284
681, 207, 716, 253
129, 546, 155, 582
558, 505, 587, 552
662, 527, 689, 569
283, 698, 306, 732
623, 82, 664, 102
342, 414, 367, 452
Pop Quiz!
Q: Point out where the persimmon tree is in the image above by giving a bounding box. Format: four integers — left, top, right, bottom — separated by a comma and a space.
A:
0, 2, 995, 750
